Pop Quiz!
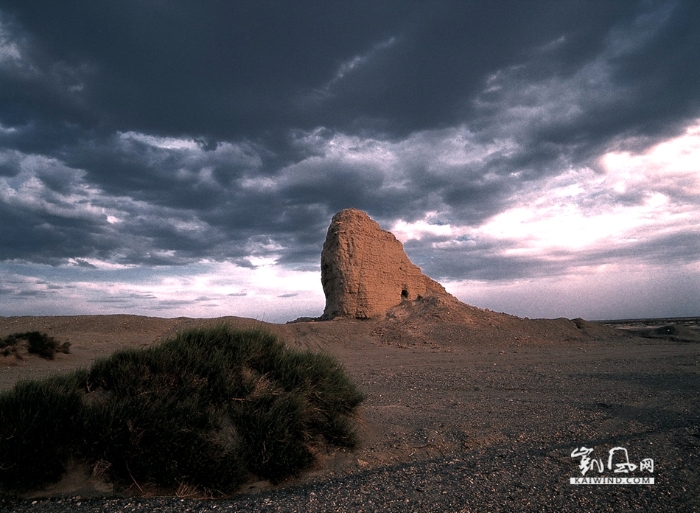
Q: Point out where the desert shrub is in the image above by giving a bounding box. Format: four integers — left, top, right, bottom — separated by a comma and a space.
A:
236, 391, 315, 481
0, 325, 363, 495
0, 373, 84, 491
264, 349, 364, 446
0, 332, 70, 360
82, 392, 246, 494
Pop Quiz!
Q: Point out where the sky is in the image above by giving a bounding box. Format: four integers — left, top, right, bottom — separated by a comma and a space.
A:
0, 0, 699, 322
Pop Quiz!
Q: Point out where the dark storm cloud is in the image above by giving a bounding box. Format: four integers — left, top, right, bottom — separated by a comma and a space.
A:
0, 0, 412, 140
0, 0, 699, 281
4, 1, 696, 143
586, 231, 700, 267
410, 227, 700, 284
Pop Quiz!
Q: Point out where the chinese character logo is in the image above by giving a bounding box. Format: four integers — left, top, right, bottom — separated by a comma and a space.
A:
570, 446, 654, 485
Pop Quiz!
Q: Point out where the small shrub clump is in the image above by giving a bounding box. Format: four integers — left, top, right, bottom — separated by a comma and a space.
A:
0, 326, 364, 496
0, 332, 70, 360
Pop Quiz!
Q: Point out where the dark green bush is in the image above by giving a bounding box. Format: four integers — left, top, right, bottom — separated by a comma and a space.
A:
0, 332, 70, 360
0, 374, 84, 491
237, 392, 315, 481
0, 325, 363, 495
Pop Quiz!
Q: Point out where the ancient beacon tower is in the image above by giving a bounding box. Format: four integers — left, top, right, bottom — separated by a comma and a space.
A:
320, 208, 448, 319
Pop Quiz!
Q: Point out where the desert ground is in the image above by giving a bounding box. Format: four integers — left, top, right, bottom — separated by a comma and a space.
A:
1, 298, 699, 512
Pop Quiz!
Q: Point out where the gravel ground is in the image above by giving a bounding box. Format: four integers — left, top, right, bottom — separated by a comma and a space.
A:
1, 444, 696, 512
2, 315, 699, 511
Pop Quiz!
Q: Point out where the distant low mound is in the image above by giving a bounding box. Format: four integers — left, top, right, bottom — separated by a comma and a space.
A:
368, 294, 625, 346
628, 324, 700, 343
